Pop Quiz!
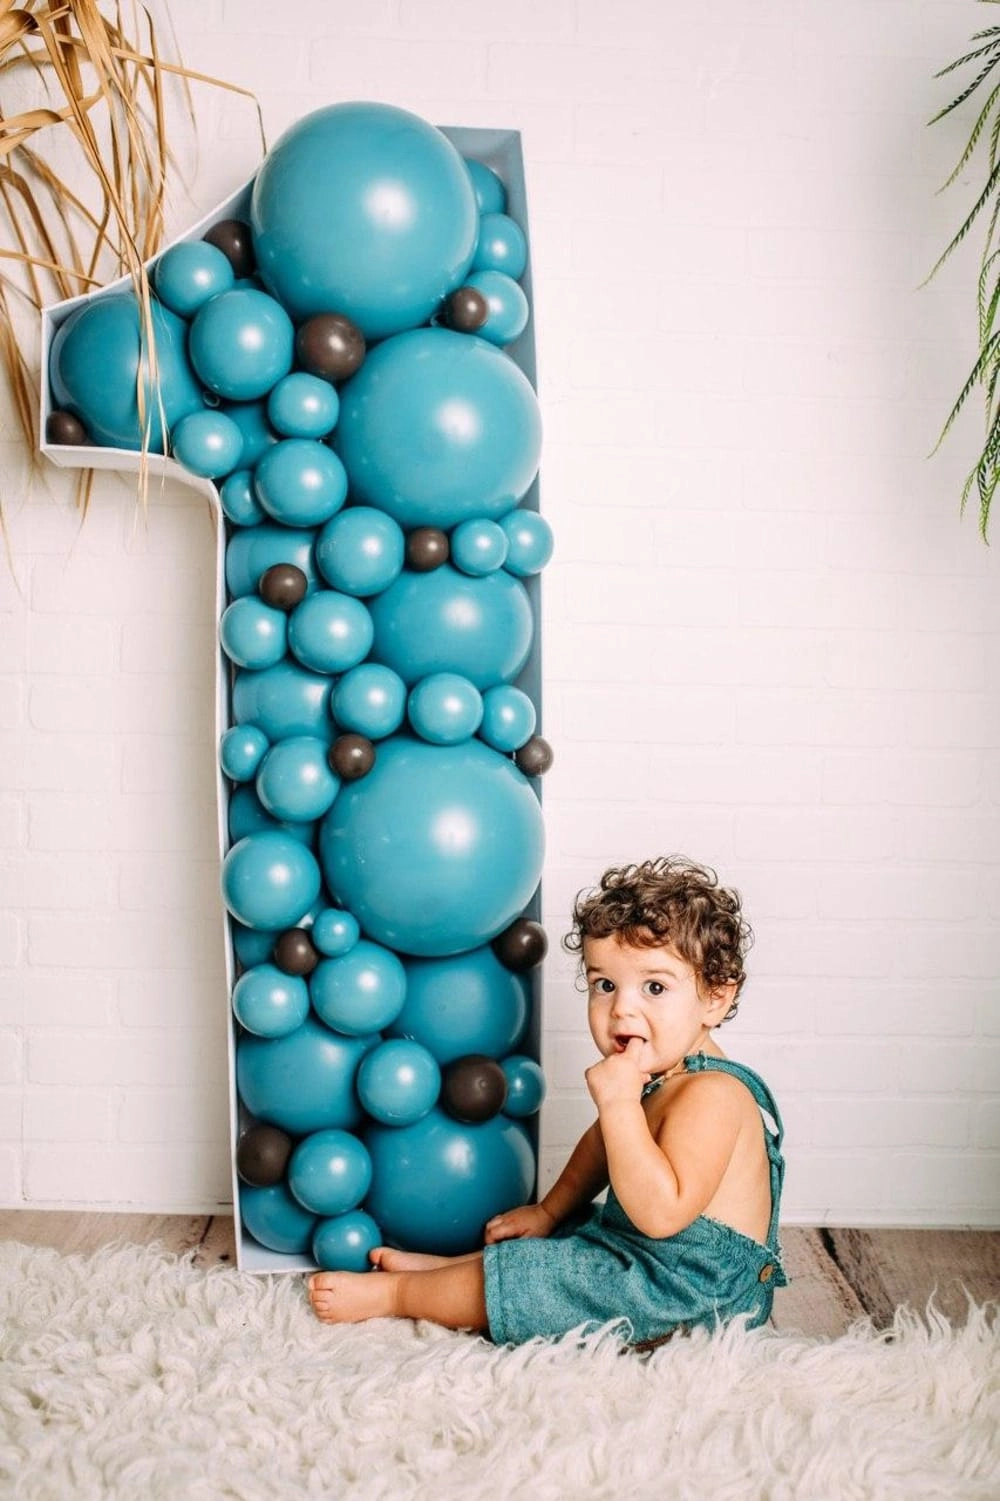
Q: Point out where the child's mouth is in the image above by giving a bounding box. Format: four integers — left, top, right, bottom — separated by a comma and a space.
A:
613, 1034, 644, 1052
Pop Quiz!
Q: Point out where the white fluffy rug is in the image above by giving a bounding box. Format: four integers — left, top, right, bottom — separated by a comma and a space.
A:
1, 1242, 997, 1500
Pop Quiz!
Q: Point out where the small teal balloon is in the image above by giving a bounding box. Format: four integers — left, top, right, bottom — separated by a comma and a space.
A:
449, 518, 509, 576
232, 963, 310, 1037
501, 1055, 546, 1118
472, 213, 528, 279
228, 785, 316, 847
365, 1110, 534, 1254
310, 940, 407, 1037
357, 1038, 441, 1126
236, 1013, 377, 1134
500, 510, 554, 577
479, 685, 536, 753
368, 565, 533, 689
312, 1210, 381, 1272
219, 596, 287, 670
220, 468, 266, 527
288, 1129, 373, 1215
267, 372, 339, 438
311, 907, 361, 957
221, 831, 321, 930
256, 735, 340, 823
315, 507, 404, 598
219, 723, 270, 782
331, 663, 407, 740
287, 590, 373, 675
240, 1181, 317, 1255
232, 661, 332, 741
250, 101, 478, 337
467, 270, 529, 347
334, 327, 542, 529
225, 522, 317, 599
390, 947, 528, 1064
153, 240, 235, 317
189, 287, 294, 400
49, 293, 203, 451
220, 400, 279, 468
231, 920, 280, 969
254, 439, 348, 528
464, 158, 506, 215
407, 672, 483, 745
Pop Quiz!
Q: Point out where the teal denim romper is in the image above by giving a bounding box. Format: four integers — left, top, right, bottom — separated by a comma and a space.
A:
483, 1054, 787, 1346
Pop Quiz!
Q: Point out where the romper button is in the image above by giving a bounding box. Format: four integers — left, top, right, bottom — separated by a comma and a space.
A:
758, 1263, 775, 1283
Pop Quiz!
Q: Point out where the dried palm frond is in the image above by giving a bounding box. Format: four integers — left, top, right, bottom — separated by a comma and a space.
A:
0, 0, 263, 513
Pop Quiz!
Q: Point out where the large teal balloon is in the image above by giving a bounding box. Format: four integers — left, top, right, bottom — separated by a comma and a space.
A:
331, 663, 407, 740
188, 287, 294, 401
315, 507, 404, 598
49, 293, 204, 451
319, 735, 544, 957
232, 963, 310, 1038
240, 1182, 317, 1255
237, 1014, 376, 1134
356, 1039, 441, 1126
225, 523, 318, 599
310, 940, 407, 1037
368, 565, 533, 688
255, 735, 340, 822
334, 328, 542, 528
221, 831, 321, 930
365, 1110, 534, 1254
288, 1129, 372, 1216
250, 102, 478, 337
390, 946, 529, 1065
232, 662, 332, 741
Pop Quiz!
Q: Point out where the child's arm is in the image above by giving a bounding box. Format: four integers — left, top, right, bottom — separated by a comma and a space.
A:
484, 1119, 608, 1243
588, 1041, 743, 1239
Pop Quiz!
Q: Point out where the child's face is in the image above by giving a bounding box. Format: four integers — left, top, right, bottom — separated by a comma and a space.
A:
583, 933, 734, 1075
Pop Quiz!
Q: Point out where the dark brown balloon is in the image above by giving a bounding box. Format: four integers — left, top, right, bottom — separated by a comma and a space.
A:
405, 527, 450, 572
273, 927, 320, 976
514, 735, 554, 777
203, 218, 256, 278
441, 1054, 508, 1123
46, 409, 89, 446
259, 563, 308, 611
493, 918, 549, 973
443, 285, 489, 333
236, 1123, 293, 1186
328, 733, 376, 781
296, 314, 366, 381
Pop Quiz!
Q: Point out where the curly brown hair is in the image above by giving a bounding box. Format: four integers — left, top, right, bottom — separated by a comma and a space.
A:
564, 856, 753, 1020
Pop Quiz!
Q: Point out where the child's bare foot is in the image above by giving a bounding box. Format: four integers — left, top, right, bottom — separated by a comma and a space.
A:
308, 1270, 399, 1324
369, 1246, 453, 1272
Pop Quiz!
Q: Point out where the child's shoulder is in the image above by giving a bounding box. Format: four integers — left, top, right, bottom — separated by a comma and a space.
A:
660, 1059, 762, 1122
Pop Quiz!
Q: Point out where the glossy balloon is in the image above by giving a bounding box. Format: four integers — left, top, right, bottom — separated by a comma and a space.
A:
228, 785, 317, 848
492, 918, 549, 973
240, 1181, 317, 1254
236, 1014, 376, 1134
407, 673, 483, 745
464, 157, 506, 215
189, 287, 294, 401
328, 733, 376, 781
259, 562, 309, 611
256, 735, 340, 822
466, 269, 530, 347
273, 927, 320, 976
220, 469, 266, 527
267, 372, 340, 438
311, 907, 360, 957
478, 685, 536, 752
203, 218, 256, 277
221, 831, 321, 930
391, 946, 528, 1064
442, 285, 488, 333
315, 507, 405, 598
356, 1039, 441, 1126
514, 734, 554, 777
254, 439, 349, 528
312, 1210, 381, 1272
288, 1129, 373, 1216
368, 565, 533, 689
220, 400, 279, 468
219, 596, 288, 670
153, 240, 235, 317
440, 1054, 508, 1123
331, 663, 407, 740
219, 723, 270, 782
232, 963, 310, 1037
449, 518, 509, 576
500, 509, 554, 576
310, 940, 407, 1037
232, 661, 332, 741
46, 409, 89, 445
231, 921, 280, 969
236, 1123, 294, 1187
405, 527, 449, 572
287, 590, 373, 674
500, 1055, 546, 1118
472, 213, 528, 279
295, 313, 366, 381
225, 523, 317, 599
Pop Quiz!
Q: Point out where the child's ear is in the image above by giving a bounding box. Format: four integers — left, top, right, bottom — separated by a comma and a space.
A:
704, 981, 737, 1024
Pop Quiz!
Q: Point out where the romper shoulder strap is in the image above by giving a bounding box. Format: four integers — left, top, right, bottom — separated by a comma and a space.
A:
682, 1053, 784, 1150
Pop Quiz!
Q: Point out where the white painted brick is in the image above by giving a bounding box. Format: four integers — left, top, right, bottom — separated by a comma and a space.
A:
0, 1146, 21, 1204
31, 555, 215, 620
756, 981, 977, 1040
29, 674, 215, 737
21, 973, 114, 1028
0, 1088, 20, 1140
554, 684, 737, 743
0, 796, 23, 851
28, 792, 218, 855
15, 733, 120, 794
973, 1101, 1000, 1151
27, 616, 118, 676
899, 928, 1000, 983
0, 1032, 22, 1085
822, 750, 984, 809
736, 688, 898, 748
0, 973, 22, 1028
122, 495, 219, 559
117, 966, 229, 1030
811, 1097, 970, 1150
222, 0, 395, 31
0, 679, 24, 729
896, 811, 1000, 865
736, 807, 895, 863
815, 865, 981, 923
116, 1086, 230, 1145
117, 854, 224, 914
0, 610, 28, 674
545, 798, 736, 869
28, 913, 223, 972
23, 1088, 112, 1142
308, 36, 488, 99
24, 1144, 231, 1209
27, 1028, 225, 1089
0, 854, 116, 911
119, 615, 219, 676
120, 733, 217, 796
0, 915, 23, 969
749, 921, 895, 981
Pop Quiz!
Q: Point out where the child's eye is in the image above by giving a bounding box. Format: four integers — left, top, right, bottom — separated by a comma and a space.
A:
590, 978, 614, 995
645, 981, 665, 997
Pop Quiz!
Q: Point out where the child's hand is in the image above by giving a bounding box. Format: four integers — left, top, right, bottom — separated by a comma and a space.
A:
484, 1203, 556, 1243
585, 1038, 651, 1109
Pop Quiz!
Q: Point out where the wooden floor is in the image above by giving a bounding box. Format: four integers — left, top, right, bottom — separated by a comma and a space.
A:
1, 1212, 997, 1340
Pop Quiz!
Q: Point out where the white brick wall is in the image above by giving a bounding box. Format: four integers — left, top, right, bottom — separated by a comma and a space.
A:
1, 0, 997, 1223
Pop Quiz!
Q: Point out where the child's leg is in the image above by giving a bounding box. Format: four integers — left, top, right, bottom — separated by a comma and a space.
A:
308, 1253, 488, 1331
369, 1246, 481, 1272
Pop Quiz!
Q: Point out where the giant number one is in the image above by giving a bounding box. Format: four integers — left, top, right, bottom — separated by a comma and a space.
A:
40, 105, 553, 1274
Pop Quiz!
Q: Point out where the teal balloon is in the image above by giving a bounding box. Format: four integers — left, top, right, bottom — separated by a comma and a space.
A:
449, 518, 509, 576
313, 1210, 381, 1272
287, 590, 373, 674
153, 240, 234, 317
315, 507, 404, 597
231, 921, 279, 969
311, 907, 360, 957
267, 372, 339, 438
368, 565, 533, 688
334, 328, 542, 528
319, 735, 545, 957
407, 673, 483, 745
171, 407, 243, 481
479, 685, 536, 753
254, 439, 348, 528
232, 662, 332, 741
357, 1039, 441, 1126
236, 1013, 376, 1134
189, 287, 294, 400
472, 213, 528, 279
255, 735, 340, 823
49, 293, 203, 451
288, 1129, 373, 1215
220, 469, 266, 527
221, 831, 321, 930
240, 1181, 317, 1255
219, 723, 270, 782
500, 509, 554, 576
250, 101, 478, 337
219, 596, 287, 670
310, 940, 407, 1037
225, 523, 317, 599
232, 963, 310, 1037
501, 1055, 546, 1118
467, 270, 529, 347
220, 400, 279, 468
390, 947, 528, 1064
331, 663, 407, 740
228, 785, 316, 847
365, 1110, 534, 1254
464, 158, 506, 215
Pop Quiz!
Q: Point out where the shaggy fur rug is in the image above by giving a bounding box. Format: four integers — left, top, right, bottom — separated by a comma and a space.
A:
0, 1241, 997, 1500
